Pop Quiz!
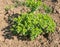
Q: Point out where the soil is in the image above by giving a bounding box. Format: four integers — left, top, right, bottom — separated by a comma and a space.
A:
0, 0, 60, 47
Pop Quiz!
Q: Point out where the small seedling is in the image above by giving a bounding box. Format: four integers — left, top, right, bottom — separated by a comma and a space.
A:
12, 0, 25, 7
25, 0, 42, 12
5, 5, 11, 11
5, 5, 15, 11
43, 4, 52, 13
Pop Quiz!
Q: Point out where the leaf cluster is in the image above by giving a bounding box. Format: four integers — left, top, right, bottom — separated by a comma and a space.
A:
10, 13, 56, 40
25, 0, 42, 12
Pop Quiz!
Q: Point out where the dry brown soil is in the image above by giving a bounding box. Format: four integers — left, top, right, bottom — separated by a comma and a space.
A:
0, 0, 60, 47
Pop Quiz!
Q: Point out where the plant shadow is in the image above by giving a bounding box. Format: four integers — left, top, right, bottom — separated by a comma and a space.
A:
51, 0, 58, 2
1, 13, 30, 41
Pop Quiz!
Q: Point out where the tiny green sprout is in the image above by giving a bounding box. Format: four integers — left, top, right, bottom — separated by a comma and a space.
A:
43, 4, 52, 13
5, 5, 11, 11
5, 5, 15, 11
12, 0, 25, 7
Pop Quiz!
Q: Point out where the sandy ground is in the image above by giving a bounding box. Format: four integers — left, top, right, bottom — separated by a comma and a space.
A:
0, 0, 60, 47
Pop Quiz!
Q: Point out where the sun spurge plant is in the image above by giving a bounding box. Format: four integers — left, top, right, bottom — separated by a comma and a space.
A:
10, 13, 56, 40
25, 0, 42, 12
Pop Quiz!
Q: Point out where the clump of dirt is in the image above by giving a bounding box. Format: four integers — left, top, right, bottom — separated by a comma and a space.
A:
0, 0, 60, 47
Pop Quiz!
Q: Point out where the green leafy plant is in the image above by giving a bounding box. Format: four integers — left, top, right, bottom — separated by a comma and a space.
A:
8, 0, 56, 40
25, 0, 52, 13
25, 0, 42, 12
10, 13, 56, 40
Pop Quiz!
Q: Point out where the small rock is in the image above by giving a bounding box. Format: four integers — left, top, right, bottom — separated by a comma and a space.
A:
0, 36, 4, 41
56, 9, 60, 14
54, 3, 60, 14
59, 27, 60, 31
